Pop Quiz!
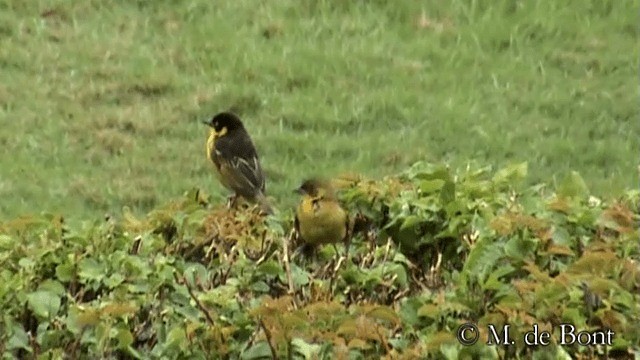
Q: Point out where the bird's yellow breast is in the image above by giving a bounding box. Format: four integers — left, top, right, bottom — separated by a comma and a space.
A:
205, 127, 233, 189
297, 197, 347, 245
205, 130, 216, 162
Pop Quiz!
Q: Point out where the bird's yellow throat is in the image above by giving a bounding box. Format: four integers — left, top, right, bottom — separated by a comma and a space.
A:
301, 195, 322, 214
205, 127, 228, 161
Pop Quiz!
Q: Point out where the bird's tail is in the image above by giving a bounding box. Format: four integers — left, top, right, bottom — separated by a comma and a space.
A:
255, 192, 274, 215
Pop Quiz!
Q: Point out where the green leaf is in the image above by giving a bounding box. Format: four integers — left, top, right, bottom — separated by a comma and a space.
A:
504, 236, 538, 261
0, 234, 13, 250
6, 324, 30, 351
166, 326, 187, 348
557, 171, 589, 198
250, 281, 270, 293
419, 179, 445, 193
389, 263, 408, 287
388, 337, 410, 352
440, 180, 456, 204
116, 327, 134, 348
444, 301, 472, 315
462, 237, 503, 284
341, 266, 365, 284
417, 304, 440, 319
241, 341, 274, 359
551, 226, 572, 247
552, 345, 574, 360
366, 306, 399, 325
493, 162, 528, 185
184, 263, 208, 286
78, 258, 106, 282
400, 215, 422, 231
482, 265, 515, 291
409, 163, 451, 182
38, 280, 66, 297
440, 342, 461, 360
611, 337, 632, 352
55, 262, 75, 282
444, 200, 466, 217
291, 265, 310, 287
26, 290, 61, 319
561, 308, 584, 328
127, 281, 150, 294
398, 297, 422, 326
19, 257, 35, 269
105, 273, 125, 288
256, 260, 282, 276
291, 338, 321, 359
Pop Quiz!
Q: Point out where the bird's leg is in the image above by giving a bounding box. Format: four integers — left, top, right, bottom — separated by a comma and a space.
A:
332, 243, 348, 273
344, 236, 351, 262
332, 244, 340, 257
226, 194, 239, 209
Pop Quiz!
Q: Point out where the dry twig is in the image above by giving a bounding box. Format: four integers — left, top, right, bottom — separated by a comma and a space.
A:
173, 271, 215, 326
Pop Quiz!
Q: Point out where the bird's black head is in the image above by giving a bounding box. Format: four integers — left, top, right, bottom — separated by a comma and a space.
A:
202, 112, 245, 133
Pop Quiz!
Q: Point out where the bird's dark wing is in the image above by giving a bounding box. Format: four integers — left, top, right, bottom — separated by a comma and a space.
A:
214, 132, 266, 196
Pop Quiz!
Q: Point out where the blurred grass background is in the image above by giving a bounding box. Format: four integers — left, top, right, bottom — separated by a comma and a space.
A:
0, 0, 637, 220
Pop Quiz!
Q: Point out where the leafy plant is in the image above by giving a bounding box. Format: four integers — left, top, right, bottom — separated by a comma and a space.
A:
1, 162, 638, 359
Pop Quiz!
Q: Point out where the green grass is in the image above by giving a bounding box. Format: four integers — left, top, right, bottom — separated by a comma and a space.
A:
0, 0, 637, 220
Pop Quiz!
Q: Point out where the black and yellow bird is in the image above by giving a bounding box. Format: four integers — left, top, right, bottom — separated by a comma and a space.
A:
294, 178, 350, 257
203, 112, 273, 214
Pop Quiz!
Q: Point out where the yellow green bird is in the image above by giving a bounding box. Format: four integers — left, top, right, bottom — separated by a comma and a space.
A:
294, 178, 350, 256
203, 112, 273, 214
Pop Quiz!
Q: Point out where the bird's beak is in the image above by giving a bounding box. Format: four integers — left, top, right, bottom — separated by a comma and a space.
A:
293, 187, 304, 195
202, 120, 211, 126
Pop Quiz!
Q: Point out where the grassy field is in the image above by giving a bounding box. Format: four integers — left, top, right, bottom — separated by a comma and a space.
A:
0, 0, 636, 221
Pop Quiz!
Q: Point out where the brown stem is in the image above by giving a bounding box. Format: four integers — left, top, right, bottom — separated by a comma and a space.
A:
173, 271, 215, 326
259, 318, 278, 359
283, 231, 296, 297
